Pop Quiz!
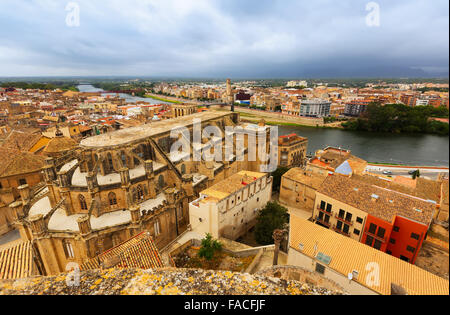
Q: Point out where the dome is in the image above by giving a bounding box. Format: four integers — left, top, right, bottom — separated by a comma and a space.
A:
43, 136, 77, 156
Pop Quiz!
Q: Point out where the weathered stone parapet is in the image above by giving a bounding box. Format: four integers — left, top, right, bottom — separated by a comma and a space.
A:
0, 268, 344, 295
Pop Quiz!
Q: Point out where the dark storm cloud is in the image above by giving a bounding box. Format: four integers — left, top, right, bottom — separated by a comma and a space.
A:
0, 0, 448, 77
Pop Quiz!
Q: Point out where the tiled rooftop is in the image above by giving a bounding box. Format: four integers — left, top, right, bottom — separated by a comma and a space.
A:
0, 242, 36, 280
318, 174, 436, 225
200, 171, 267, 202
290, 216, 449, 295
81, 232, 164, 271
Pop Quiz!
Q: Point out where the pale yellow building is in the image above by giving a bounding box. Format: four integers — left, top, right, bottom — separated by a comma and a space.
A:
287, 215, 449, 295
189, 171, 273, 240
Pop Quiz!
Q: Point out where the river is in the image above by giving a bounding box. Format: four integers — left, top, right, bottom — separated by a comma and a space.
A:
77, 84, 170, 105
77, 84, 448, 166
278, 125, 449, 167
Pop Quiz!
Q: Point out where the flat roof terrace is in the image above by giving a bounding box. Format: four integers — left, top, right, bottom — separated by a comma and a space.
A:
80, 112, 235, 149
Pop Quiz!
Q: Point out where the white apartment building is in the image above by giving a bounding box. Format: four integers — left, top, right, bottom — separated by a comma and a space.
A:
189, 171, 273, 240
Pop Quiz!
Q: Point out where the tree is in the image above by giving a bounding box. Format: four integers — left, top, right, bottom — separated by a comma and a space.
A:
254, 202, 289, 245
271, 167, 290, 193
198, 234, 223, 261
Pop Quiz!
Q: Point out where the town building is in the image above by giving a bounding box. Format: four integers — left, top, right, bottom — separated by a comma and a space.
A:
0, 148, 45, 236
313, 174, 437, 264
279, 166, 329, 212
344, 99, 371, 117
299, 99, 331, 118
189, 171, 272, 240
278, 134, 308, 168
171, 104, 198, 118
287, 215, 449, 295
10, 112, 274, 275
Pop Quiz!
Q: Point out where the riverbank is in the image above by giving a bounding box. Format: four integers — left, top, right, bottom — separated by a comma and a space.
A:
144, 94, 183, 104
211, 106, 343, 129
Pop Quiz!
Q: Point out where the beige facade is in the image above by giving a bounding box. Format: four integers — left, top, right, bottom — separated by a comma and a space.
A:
278, 134, 308, 168
279, 166, 328, 212
10, 112, 274, 275
171, 104, 197, 118
313, 191, 368, 241
189, 171, 273, 240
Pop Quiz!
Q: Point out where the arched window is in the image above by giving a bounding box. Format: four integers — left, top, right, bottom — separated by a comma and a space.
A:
132, 188, 137, 203
181, 164, 186, 175
177, 205, 184, 222
63, 239, 75, 259
79, 195, 88, 210
158, 175, 165, 190
121, 151, 127, 168
154, 219, 161, 237
108, 192, 117, 206
107, 153, 114, 172
137, 185, 144, 200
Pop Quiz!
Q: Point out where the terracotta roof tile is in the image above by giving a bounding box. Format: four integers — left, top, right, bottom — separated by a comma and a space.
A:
318, 174, 436, 225
289, 216, 449, 295
80, 232, 164, 271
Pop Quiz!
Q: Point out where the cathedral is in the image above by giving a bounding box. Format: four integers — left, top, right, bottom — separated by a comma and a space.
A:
11, 111, 274, 275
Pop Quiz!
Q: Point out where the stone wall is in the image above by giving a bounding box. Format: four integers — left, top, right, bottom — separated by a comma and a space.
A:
0, 268, 344, 295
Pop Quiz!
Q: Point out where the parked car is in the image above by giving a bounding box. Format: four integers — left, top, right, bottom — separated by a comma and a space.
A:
383, 170, 393, 175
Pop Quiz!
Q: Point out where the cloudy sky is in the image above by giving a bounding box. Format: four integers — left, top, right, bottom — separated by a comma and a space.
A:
0, 0, 448, 78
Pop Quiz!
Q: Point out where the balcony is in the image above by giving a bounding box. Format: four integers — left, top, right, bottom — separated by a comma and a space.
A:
333, 225, 351, 237
315, 215, 331, 228
334, 214, 354, 226
364, 228, 387, 243
316, 205, 332, 215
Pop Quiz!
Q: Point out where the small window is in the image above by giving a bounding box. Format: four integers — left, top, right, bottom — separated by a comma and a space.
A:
374, 240, 382, 250
79, 195, 88, 210
365, 236, 374, 247
356, 217, 363, 224
368, 223, 377, 234
154, 220, 161, 237
400, 255, 410, 263
19, 178, 27, 186
320, 201, 326, 210
377, 227, 386, 239
315, 263, 326, 275
390, 238, 396, 244
63, 240, 75, 259
345, 213, 353, 222
326, 203, 332, 213
393, 226, 400, 232
411, 233, 420, 240
108, 192, 117, 206
406, 246, 416, 253
354, 229, 361, 236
